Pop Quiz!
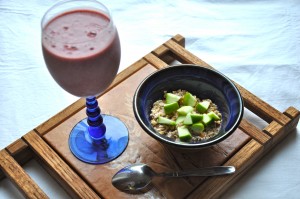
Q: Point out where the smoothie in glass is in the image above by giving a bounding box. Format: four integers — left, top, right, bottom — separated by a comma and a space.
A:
42, 10, 121, 97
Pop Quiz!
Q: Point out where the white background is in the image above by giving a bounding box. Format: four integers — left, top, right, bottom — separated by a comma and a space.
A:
0, 0, 299, 198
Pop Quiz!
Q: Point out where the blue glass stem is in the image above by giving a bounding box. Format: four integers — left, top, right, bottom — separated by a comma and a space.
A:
69, 96, 129, 164
86, 96, 107, 146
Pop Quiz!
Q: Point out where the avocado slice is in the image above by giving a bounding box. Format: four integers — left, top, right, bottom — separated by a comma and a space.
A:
207, 111, 221, 120
183, 113, 193, 125
175, 115, 185, 124
182, 92, 197, 107
165, 93, 181, 104
157, 116, 176, 125
164, 102, 179, 114
196, 101, 210, 113
191, 122, 205, 133
202, 113, 213, 126
177, 106, 194, 115
190, 113, 203, 123
177, 126, 192, 142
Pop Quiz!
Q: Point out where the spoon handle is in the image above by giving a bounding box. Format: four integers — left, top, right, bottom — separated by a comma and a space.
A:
157, 166, 235, 177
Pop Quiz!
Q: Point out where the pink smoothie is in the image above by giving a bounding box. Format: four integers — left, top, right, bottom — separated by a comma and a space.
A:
42, 10, 121, 97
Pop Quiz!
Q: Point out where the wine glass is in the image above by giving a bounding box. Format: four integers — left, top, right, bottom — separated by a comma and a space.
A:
41, 0, 128, 164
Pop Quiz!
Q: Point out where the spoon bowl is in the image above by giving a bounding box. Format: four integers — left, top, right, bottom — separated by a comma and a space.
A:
112, 163, 235, 194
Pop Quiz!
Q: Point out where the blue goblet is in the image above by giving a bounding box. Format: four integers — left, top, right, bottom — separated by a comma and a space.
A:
41, 0, 128, 164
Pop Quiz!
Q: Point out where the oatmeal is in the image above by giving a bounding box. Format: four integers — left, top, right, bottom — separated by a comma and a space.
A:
150, 90, 222, 143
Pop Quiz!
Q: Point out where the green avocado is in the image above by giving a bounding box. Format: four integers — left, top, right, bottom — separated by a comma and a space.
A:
165, 93, 181, 104
207, 111, 221, 120
183, 113, 193, 125
190, 113, 203, 123
177, 126, 192, 142
202, 113, 213, 126
157, 116, 176, 125
164, 102, 179, 114
196, 101, 210, 113
177, 106, 194, 115
182, 92, 197, 107
175, 115, 186, 124
191, 122, 205, 133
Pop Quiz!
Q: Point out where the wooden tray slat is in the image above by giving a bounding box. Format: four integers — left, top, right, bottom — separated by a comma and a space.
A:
152, 34, 185, 64
264, 107, 300, 146
164, 38, 291, 126
236, 85, 290, 125
186, 139, 263, 199
164, 38, 211, 68
0, 149, 48, 199
144, 52, 168, 69
239, 119, 271, 146
22, 131, 100, 199
0, 139, 33, 181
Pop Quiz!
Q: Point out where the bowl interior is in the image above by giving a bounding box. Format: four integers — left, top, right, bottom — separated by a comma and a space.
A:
134, 64, 243, 148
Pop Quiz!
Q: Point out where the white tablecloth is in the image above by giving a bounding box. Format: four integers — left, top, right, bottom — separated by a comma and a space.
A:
1, 0, 299, 198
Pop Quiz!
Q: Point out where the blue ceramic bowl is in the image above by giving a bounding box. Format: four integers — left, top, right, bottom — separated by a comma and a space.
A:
133, 64, 243, 149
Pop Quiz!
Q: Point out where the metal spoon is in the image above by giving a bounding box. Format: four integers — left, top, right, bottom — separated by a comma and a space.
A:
112, 163, 235, 193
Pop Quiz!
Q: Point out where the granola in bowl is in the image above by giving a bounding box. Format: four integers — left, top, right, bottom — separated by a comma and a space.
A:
150, 90, 222, 143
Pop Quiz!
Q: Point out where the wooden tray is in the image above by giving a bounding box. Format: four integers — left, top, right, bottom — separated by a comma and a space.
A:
0, 34, 299, 199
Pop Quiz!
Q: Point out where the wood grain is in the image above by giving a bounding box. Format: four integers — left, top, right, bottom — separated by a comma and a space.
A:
164, 38, 211, 67
35, 98, 86, 136
22, 131, 100, 199
186, 140, 263, 199
187, 106, 300, 199
264, 107, 300, 146
239, 119, 271, 146
0, 139, 33, 180
0, 149, 48, 199
35, 58, 149, 136
144, 52, 168, 69
164, 39, 291, 126
43, 63, 250, 199
152, 34, 185, 64
0, 35, 299, 199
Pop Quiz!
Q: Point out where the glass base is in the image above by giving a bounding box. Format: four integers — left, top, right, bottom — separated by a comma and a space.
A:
69, 114, 129, 164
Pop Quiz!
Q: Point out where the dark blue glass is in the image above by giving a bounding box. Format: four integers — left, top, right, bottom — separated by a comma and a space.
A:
69, 96, 129, 164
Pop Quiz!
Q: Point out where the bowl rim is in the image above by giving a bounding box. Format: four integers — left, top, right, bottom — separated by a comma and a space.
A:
133, 64, 244, 148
